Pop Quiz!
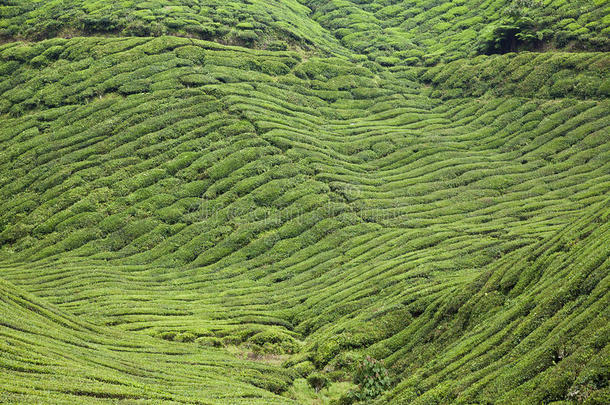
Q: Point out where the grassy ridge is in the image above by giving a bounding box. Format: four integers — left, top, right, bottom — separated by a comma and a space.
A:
0, 33, 608, 403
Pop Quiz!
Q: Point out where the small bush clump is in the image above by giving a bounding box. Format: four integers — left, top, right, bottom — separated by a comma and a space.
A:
307, 372, 330, 392
346, 357, 391, 402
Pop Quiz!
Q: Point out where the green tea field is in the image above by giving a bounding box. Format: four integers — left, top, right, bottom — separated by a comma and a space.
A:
0, 1, 608, 404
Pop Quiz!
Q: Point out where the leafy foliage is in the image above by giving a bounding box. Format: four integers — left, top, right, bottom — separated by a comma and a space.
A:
307, 372, 330, 392
348, 356, 392, 402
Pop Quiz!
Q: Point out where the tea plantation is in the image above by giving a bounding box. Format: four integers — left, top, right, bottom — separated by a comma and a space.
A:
0, 1, 609, 404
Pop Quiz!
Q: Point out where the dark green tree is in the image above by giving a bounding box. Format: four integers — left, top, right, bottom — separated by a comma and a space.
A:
478, 0, 546, 54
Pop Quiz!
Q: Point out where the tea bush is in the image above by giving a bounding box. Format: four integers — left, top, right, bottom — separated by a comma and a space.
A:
307, 372, 330, 392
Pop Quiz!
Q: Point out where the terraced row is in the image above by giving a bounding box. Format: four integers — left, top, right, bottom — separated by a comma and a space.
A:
305, 0, 610, 64
419, 51, 609, 99
0, 0, 345, 54
0, 276, 298, 404
3, 0, 609, 65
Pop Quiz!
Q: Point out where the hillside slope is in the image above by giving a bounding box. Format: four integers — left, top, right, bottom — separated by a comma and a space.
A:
0, 1, 609, 404
0, 276, 297, 404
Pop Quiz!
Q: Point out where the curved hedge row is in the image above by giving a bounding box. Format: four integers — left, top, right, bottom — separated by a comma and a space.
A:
420, 51, 610, 99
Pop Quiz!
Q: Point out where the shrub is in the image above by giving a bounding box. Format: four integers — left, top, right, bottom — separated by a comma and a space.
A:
261, 60, 290, 76
377, 56, 400, 67
174, 332, 197, 343
248, 330, 300, 354
235, 30, 258, 44
80, 16, 118, 34
174, 45, 206, 64
313, 338, 341, 367
347, 357, 391, 402
118, 79, 150, 95
0, 223, 30, 244
196, 336, 223, 347
157, 331, 177, 341
599, 78, 610, 97
293, 361, 316, 377
307, 372, 330, 392
236, 22, 254, 30
30, 54, 49, 68
179, 73, 215, 86
157, 206, 183, 224
403, 56, 420, 66
41, 45, 63, 60
267, 40, 288, 51
2, 45, 37, 62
